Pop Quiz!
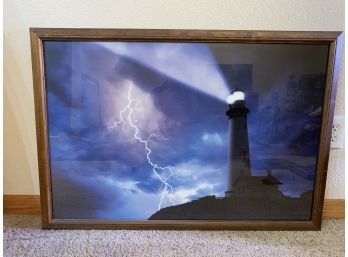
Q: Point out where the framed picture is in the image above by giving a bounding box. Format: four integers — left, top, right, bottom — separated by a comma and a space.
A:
30, 28, 342, 230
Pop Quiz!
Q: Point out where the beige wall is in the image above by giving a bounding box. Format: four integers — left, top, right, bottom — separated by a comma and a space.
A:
4, 0, 345, 198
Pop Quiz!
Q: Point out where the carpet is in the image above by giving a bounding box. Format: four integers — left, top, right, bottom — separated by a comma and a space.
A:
3, 215, 344, 257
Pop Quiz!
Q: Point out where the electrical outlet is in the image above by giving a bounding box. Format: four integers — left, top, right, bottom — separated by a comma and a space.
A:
331, 116, 344, 149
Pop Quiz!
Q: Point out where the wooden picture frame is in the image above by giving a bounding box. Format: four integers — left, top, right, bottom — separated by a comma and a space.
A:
30, 28, 342, 230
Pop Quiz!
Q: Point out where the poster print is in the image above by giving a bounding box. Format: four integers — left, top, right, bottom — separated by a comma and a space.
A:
42, 40, 329, 222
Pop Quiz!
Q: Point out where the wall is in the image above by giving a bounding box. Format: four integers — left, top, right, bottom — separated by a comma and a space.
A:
4, 0, 344, 198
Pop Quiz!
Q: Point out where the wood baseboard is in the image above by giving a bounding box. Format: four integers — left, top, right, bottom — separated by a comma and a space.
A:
4, 195, 41, 214
3, 195, 345, 218
322, 199, 345, 218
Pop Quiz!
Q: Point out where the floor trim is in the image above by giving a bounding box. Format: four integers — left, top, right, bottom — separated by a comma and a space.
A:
322, 199, 345, 218
3, 195, 345, 218
4, 195, 41, 214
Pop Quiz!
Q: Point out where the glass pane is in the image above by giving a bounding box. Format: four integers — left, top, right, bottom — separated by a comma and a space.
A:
43, 41, 328, 220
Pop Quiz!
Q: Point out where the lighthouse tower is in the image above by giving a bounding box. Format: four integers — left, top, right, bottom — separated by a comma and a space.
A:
225, 90, 251, 197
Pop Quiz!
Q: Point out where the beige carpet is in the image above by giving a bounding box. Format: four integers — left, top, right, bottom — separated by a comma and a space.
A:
4, 215, 344, 257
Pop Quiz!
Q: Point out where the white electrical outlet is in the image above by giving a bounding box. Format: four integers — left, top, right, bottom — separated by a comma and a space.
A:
331, 116, 344, 149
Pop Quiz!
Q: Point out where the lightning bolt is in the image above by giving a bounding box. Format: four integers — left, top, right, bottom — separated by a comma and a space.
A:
108, 85, 175, 210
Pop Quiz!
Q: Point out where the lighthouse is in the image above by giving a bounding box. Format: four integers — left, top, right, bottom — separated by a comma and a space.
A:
225, 89, 251, 197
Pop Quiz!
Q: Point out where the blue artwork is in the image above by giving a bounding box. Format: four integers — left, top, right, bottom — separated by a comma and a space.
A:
43, 42, 328, 220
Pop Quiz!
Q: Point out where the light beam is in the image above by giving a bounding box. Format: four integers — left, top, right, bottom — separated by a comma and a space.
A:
96, 42, 230, 102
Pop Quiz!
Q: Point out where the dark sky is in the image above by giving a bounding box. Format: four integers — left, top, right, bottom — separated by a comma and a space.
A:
44, 41, 328, 220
